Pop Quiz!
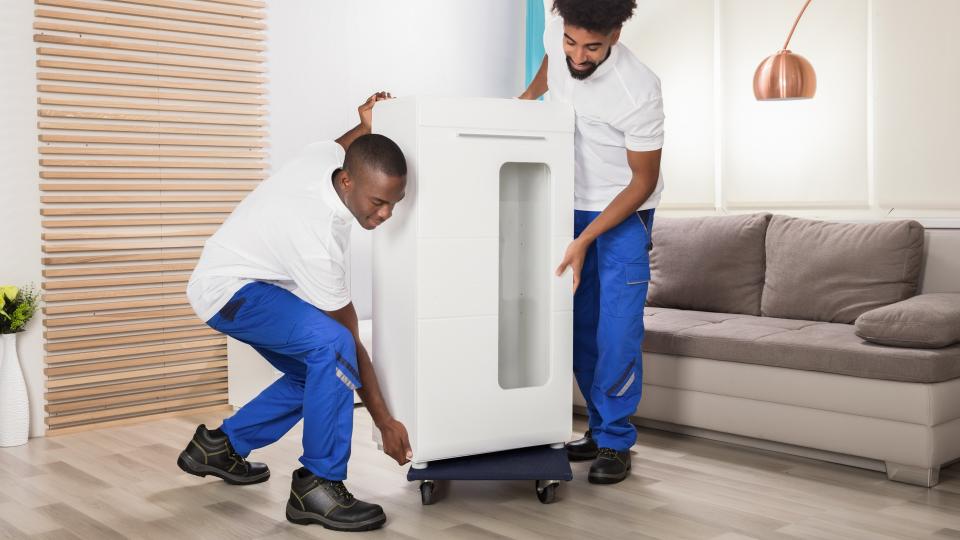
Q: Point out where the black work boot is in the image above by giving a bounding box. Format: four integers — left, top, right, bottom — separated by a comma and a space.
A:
177, 424, 270, 485
286, 467, 386, 532
566, 429, 599, 461
588, 448, 632, 484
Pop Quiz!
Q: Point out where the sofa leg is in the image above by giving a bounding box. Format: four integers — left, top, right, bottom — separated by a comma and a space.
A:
884, 462, 940, 487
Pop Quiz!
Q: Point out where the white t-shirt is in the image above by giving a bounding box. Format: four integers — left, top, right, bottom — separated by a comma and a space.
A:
543, 17, 665, 211
187, 141, 353, 322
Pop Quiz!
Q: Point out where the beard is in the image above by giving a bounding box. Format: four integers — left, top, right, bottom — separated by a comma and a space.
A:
566, 56, 599, 80
565, 47, 613, 80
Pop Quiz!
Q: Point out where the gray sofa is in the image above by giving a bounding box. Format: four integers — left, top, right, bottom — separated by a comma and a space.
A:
575, 213, 960, 487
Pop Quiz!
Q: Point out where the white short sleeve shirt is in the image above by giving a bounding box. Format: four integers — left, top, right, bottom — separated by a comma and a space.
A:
187, 141, 354, 322
543, 16, 665, 211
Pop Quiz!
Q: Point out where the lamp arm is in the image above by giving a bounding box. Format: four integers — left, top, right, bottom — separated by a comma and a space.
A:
782, 0, 814, 51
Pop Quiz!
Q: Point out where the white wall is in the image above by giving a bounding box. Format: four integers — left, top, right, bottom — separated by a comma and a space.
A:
0, 1, 45, 438
614, 0, 960, 225
267, 0, 526, 319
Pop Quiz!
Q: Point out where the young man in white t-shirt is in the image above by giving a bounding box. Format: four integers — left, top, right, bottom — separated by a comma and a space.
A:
520, 0, 664, 485
177, 93, 408, 532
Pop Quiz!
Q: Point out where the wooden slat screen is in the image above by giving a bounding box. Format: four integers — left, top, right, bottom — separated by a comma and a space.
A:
36, 0, 267, 435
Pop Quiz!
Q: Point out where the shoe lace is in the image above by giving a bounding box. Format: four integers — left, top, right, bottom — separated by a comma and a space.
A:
328, 480, 355, 504
224, 442, 249, 472
598, 448, 619, 459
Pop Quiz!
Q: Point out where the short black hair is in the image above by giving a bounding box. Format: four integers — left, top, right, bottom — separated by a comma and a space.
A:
552, 0, 637, 34
344, 133, 407, 178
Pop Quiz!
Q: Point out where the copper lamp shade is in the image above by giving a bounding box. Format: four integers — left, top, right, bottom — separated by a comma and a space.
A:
754, 0, 817, 101
753, 50, 816, 100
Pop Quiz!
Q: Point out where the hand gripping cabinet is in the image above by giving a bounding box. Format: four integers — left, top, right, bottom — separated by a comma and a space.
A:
372, 97, 575, 468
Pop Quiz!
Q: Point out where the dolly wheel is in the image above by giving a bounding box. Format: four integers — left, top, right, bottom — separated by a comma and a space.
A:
420, 480, 437, 505
536, 480, 559, 504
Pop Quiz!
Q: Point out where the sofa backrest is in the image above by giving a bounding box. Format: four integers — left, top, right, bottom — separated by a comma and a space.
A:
921, 229, 960, 294
648, 213, 771, 316
761, 215, 924, 323
648, 213, 940, 324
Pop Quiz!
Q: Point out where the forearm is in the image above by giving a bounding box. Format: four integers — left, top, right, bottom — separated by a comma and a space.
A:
323, 302, 393, 426
335, 123, 370, 152
354, 342, 392, 427
519, 56, 549, 99
578, 178, 657, 245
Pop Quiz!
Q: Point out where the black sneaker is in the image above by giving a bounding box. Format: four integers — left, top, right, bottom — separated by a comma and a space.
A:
176, 424, 270, 485
588, 448, 632, 484
565, 429, 599, 461
286, 467, 386, 532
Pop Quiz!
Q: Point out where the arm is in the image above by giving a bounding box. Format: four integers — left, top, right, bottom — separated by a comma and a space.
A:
518, 55, 548, 100
324, 301, 412, 465
335, 91, 393, 152
555, 148, 662, 291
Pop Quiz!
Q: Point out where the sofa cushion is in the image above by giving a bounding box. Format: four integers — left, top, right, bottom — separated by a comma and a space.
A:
643, 307, 960, 383
855, 293, 960, 348
761, 216, 924, 324
648, 213, 771, 316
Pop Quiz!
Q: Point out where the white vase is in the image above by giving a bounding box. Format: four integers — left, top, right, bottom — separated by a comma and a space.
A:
0, 333, 29, 447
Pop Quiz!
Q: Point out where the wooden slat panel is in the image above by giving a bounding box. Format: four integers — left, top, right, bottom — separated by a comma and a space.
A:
42, 250, 200, 266
40, 149, 264, 160
36, 0, 266, 30
45, 328, 219, 352
46, 317, 203, 340
39, 109, 266, 126
43, 308, 194, 328
44, 263, 197, 277
37, 47, 266, 73
38, 0, 263, 434
42, 241, 205, 254
41, 171, 266, 179
38, 72, 266, 94
42, 273, 191, 290
38, 122, 266, 137
46, 394, 229, 427
205, 0, 266, 8
45, 306, 196, 326
40, 148, 266, 158
37, 59, 266, 83
43, 286, 188, 303
34, 9, 264, 42
43, 229, 216, 241
43, 217, 225, 228
103, 0, 264, 19
42, 183, 256, 191
45, 404, 232, 436
45, 349, 220, 376
48, 359, 227, 388
34, 34, 264, 63
40, 160, 265, 168
47, 370, 227, 399
46, 332, 221, 362
40, 134, 267, 146
39, 97, 264, 116
46, 381, 228, 414
42, 194, 246, 203
33, 21, 266, 52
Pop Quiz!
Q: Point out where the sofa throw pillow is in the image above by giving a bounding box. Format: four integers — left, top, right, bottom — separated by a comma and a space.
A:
855, 293, 960, 348
762, 216, 924, 324
648, 213, 772, 316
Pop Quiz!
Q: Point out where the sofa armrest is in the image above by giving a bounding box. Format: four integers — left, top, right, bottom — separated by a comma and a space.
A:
854, 293, 960, 348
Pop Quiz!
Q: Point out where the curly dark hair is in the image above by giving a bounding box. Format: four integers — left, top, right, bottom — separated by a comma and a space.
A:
552, 0, 637, 34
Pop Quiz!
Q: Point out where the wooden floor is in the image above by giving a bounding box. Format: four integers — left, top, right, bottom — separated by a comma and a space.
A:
1, 410, 960, 540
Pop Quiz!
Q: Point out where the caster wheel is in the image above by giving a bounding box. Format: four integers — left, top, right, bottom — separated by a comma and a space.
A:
536, 480, 559, 504
420, 480, 437, 505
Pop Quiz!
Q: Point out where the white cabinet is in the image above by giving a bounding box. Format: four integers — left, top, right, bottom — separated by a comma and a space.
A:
372, 97, 574, 464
